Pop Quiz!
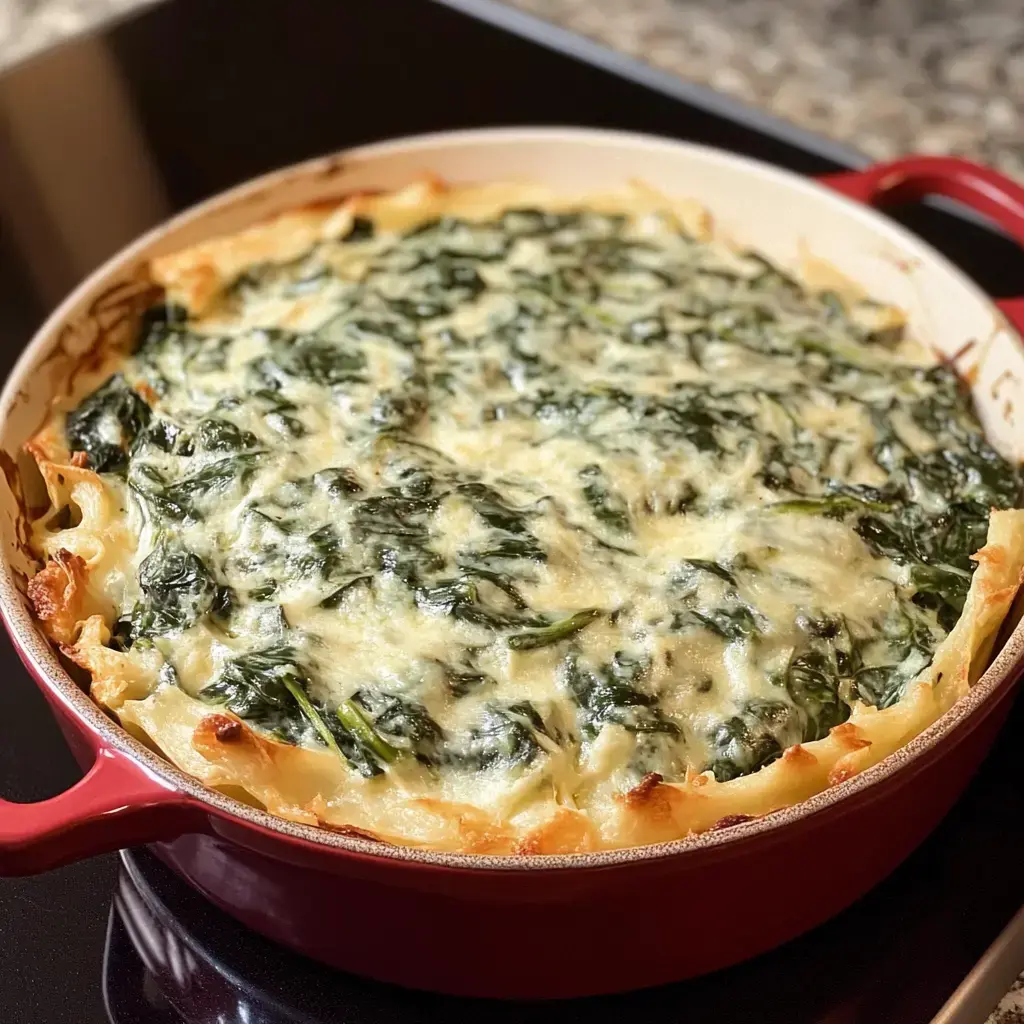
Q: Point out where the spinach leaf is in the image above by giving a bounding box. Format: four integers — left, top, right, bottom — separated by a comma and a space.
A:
579, 463, 631, 534
135, 303, 190, 356
199, 645, 303, 720
341, 316, 420, 350
623, 316, 669, 345
458, 566, 529, 609
129, 541, 219, 640
454, 482, 534, 534
850, 604, 937, 708
320, 575, 372, 609
675, 558, 738, 587
852, 646, 933, 709
909, 563, 972, 631
375, 544, 445, 587
335, 699, 400, 765
415, 577, 545, 632
507, 609, 600, 650
195, 417, 259, 452
199, 644, 365, 773
563, 652, 679, 738
368, 380, 428, 432
167, 453, 263, 515
691, 603, 762, 641
450, 701, 554, 771
499, 208, 566, 237
344, 216, 375, 241
246, 385, 307, 438
286, 331, 370, 387
288, 524, 346, 580
705, 699, 802, 782
131, 453, 263, 522
354, 488, 442, 586
353, 492, 438, 540
854, 507, 978, 629
436, 660, 495, 698
313, 467, 364, 497
138, 418, 186, 455
133, 304, 218, 392
464, 535, 547, 565
254, 329, 368, 388
65, 374, 152, 473
668, 559, 764, 641
785, 650, 851, 740
201, 645, 309, 734
769, 494, 893, 518
852, 667, 903, 710
705, 646, 850, 782
349, 689, 444, 764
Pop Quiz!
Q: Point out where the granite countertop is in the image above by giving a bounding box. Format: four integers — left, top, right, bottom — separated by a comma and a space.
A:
509, 0, 1024, 180
993, 980, 1024, 1024
0, 0, 159, 68
1, 0, 1023, 1020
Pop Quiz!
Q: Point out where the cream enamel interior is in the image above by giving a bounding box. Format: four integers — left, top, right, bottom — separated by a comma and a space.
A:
3, 129, 1024, 866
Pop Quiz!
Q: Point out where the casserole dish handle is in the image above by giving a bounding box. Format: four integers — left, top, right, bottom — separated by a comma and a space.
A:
0, 746, 204, 875
819, 156, 1024, 333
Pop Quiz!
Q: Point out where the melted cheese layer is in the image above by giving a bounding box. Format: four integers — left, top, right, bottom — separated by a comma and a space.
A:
27, 180, 1024, 853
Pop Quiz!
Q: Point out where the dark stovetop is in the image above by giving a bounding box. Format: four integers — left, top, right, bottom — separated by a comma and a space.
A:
1, 2, 1024, 1022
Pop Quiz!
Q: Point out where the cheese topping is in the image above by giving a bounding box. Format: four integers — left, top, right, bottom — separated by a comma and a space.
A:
27, 183, 1024, 852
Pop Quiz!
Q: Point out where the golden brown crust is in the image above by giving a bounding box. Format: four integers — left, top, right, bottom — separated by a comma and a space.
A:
512, 809, 598, 855
25, 428, 67, 468
709, 813, 757, 831
27, 548, 87, 646
149, 179, 712, 318
619, 771, 664, 808
151, 203, 361, 315
62, 616, 158, 709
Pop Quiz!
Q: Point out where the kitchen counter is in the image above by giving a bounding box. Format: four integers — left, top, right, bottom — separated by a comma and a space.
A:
2, 0, 1023, 179
509, 0, 1024, 179
0, 0, 157, 69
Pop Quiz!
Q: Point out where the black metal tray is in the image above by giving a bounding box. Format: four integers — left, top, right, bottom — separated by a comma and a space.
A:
934, 907, 1024, 1024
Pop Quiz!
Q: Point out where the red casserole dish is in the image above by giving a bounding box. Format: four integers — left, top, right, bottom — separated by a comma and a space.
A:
1, 129, 1024, 998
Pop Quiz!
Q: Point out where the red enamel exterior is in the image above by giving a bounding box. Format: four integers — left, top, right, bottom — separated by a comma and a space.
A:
819, 157, 1024, 335
158, 678, 1018, 998
1, 151, 1023, 998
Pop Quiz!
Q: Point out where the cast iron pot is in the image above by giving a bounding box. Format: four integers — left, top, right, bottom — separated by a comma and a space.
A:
2, 129, 1024, 999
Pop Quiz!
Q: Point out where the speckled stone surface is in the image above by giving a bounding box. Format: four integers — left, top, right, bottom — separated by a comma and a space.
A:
506, 0, 1024, 181
991, 975, 1024, 1024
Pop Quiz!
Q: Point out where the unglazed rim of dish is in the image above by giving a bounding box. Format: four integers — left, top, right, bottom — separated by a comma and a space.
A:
3, 126, 1022, 871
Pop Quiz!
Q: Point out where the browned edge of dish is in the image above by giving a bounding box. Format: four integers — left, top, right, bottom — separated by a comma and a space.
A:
3, 128, 1023, 872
